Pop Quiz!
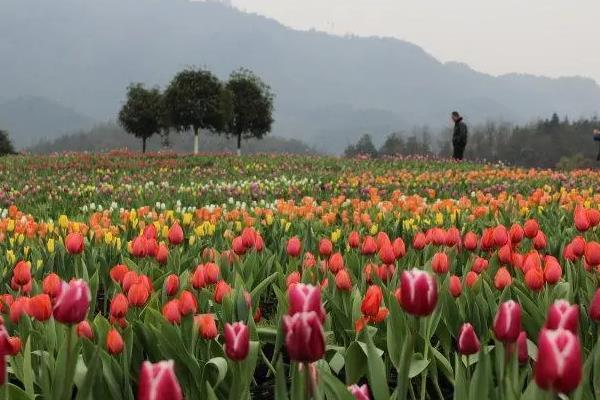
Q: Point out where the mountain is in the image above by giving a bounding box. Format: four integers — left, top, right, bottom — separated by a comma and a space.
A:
26, 122, 317, 155
0, 97, 96, 148
1, 0, 600, 153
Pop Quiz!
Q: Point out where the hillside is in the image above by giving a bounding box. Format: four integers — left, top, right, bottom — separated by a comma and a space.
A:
2, 0, 600, 152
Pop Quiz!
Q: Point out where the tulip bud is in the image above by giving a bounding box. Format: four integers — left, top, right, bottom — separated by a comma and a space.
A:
361, 285, 383, 318
155, 243, 169, 265
517, 331, 528, 364
224, 322, 250, 361
523, 219, 539, 239
589, 288, 600, 322
65, 233, 84, 254
571, 236, 586, 258
213, 280, 232, 304
145, 238, 159, 258
471, 257, 488, 274
9, 297, 29, 324
283, 311, 325, 363
288, 283, 326, 322
348, 384, 370, 400
12, 261, 31, 286
494, 267, 512, 290
457, 323, 480, 355
545, 300, 579, 333
431, 252, 449, 274
143, 224, 157, 240
287, 236, 302, 257
543, 257, 562, 284
27, 294, 52, 321
493, 225, 509, 247
463, 232, 478, 251
574, 206, 590, 232
534, 328, 582, 394
319, 238, 333, 257
195, 314, 218, 340
106, 328, 124, 355
348, 231, 361, 248
498, 244, 512, 265
392, 238, 406, 259
8, 337, 21, 356
524, 268, 544, 291
509, 224, 524, 244
232, 236, 246, 255
445, 227, 461, 247
137, 360, 183, 400
76, 320, 94, 340
168, 223, 184, 245
178, 290, 197, 316
361, 236, 377, 255
533, 231, 547, 250
162, 300, 181, 325
413, 232, 427, 250
328, 252, 345, 273
584, 241, 600, 267
109, 293, 129, 319
465, 271, 479, 288
378, 243, 396, 265
131, 236, 147, 258
43, 273, 62, 299
110, 264, 129, 284
241, 228, 256, 249
53, 280, 90, 324
449, 275, 462, 298
335, 269, 352, 291
128, 283, 150, 307
164, 274, 180, 297
399, 269, 438, 316
493, 300, 521, 343
204, 263, 220, 285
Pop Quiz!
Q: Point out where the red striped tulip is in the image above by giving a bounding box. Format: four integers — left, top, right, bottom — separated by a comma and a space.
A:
224, 322, 250, 361
493, 300, 521, 343
399, 269, 438, 316
457, 323, 480, 355
137, 360, 182, 400
53, 280, 90, 324
348, 384, 370, 400
283, 311, 325, 363
534, 328, 582, 394
545, 300, 579, 333
288, 283, 325, 322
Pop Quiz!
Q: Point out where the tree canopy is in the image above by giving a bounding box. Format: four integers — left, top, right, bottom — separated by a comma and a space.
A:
117, 83, 164, 153
0, 130, 15, 156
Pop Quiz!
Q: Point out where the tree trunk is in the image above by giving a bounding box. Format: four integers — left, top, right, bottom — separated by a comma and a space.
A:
237, 133, 242, 156
142, 137, 147, 153
193, 127, 199, 155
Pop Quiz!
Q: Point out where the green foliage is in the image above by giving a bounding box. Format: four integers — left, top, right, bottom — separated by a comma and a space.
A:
117, 83, 164, 152
0, 129, 15, 155
226, 69, 274, 151
344, 134, 378, 158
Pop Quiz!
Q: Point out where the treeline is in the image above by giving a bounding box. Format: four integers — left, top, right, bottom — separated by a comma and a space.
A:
0, 130, 16, 156
118, 67, 274, 154
345, 114, 600, 169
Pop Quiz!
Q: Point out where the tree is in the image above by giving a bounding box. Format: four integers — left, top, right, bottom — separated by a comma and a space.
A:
0, 130, 15, 156
163, 68, 232, 154
344, 134, 378, 158
379, 132, 405, 156
226, 69, 274, 156
118, 83, 164, 153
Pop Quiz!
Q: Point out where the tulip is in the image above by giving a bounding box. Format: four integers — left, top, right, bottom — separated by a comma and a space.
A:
493, 300, 521, 343
13, 261, 31, 286
143, 224, 157, 240
43, 273, 62, 299
545, 300, 579, 333
571, 236, 586, 258
195, 314, 218, 340
286, 271, 301, 288
109, 293, 128, 319
155, 243, 169, 265
509, 224, 524, 244
167, 223, 184, 245
587, 208, 600, 227
128, 283, 150, 307
413, 232, 427, 250
162, 300, 181, 325
517, 331, 528, 364
204, 263, 220, 284
53, 280, 90, 324
0, 295, 13, 314
283, 311, 325, 363
106, 328, 124, 355
498, 244, 512, 265
534, 328, 582, 394
178, 290, 197, 316
8, 337, 21, 356
480, 228, 494, 251
523, 219, 539, 239
431, 252, 449, 274
445, 227, 461, 247
524, 268, 544, 291
224, 322, 250, 361
471, 257, 488, 274
0, 326, 10, 356
191, 265, 207, 289
430, 228, 446, 246
76, 321, 94, 340
137, 360, 182, 400
589, 288, 600, 321
449, 275, 462, 298
27, 294, 52, 321
145, 238, 159, 258
493, 225, 509, 247
361, 285, 383, 318
131, 236, 147, 258
328, 252, 345, 273
232, 236, 246, 255
303, 252, 316, 269
110, 264, 129, 284
574, 206, 590, 232
543, 257, 562, 284
335, 269, 352, 291
213, 280, 232, 304
65, 233, 84, 254
348, 384, 370, 400
287, 236, 302, 257
399, 269, 438, 316
348, 231, 361, 248
584, 241, 600, 267
288, 283, 326, 322
319, 238, 333, 257
522, 251, 541, 274
9, 297, 29, 324
533, 231, 547, 250
494, 267, 512, 290
392, 238, 406, 259
378, 243, 396, 265
463, 232, 478, 251
164, 274, 180, 297
457, 323, 480, 355
361, 236, 377, 255
241, 228, 256, 249
465, 271, 479, 288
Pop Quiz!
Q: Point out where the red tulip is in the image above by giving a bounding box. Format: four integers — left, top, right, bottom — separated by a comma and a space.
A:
162, 300, 181, 325
145, 238, 158, 258
523, 219, 539, 239
449, 275, 462, 298
42, 273, 62, 299
480, 228, 494, 251
9, 297, 29, 324
493, 225, 509, 247
431, 252, 449, 274
509, 224, 524, 244
191, 265, 207, 289
584, 241, 600, 267
545, 300, 579, 333
589, 288, 600, 322
534, 328, 582, 394
361, 285, 383, 318
494, 267, 512, 290
328, 252, 345, 273
0, 326, 10, 356
204, 263, 220, 284
110, 293, 129, 319
457, 323, 480, 355
348, 231, 361, 248
361, 236, 377, 255
195, 314, 218, 340
543, 257, 562, 284
241, 227, 256, 249
399, 269, 438, 316
65, 233, 84, 254
430, 228, 446, 246
143, 224, 157, 240
319, 238, 333, 257
463, 232, 478, 251
164, 274, 180, 297
106, 328, 124, 355
465, 271, 479, 288
335, 269, 352, 291
498, 244, 512, 265
178, 290, 197, 316
286, 271, 301, 289
213, 280, 232, 304
378, 243, 396, 265
53, 280, 90, 324
413, 232, 427, 250
131, 236, 147, 258
517, 331, 528, 364
288, 283, 326, 322
27, 294, 52, 321
137, 360, 183, 400
110, 264, 129, 284
283, 311, 325, 363
525, 268, 544, 291
287, 236, 302, 257
533, 231, 547, 250
574, 206, 590, 232
571, 236, 586, 258
167, 223, 184, 245
155, 243, 169, 264
445, 227, 461, 247
471, 257, 488, 274
128, 283, 150, 307
232, 236, 246, 255
493, 300, 521, 343
392, 238, 406, 259
12, 261, 31, 286
587, 208, 600, 227
348, 384, 370, 400
7, 337, 21, 356
76, 321, 94, 340
224, 322, 250, 361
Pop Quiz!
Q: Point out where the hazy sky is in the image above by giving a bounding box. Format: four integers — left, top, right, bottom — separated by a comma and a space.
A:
228, 0, 600, 83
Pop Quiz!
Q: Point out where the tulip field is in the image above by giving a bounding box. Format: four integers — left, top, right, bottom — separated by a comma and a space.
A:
1, 152, 600, 400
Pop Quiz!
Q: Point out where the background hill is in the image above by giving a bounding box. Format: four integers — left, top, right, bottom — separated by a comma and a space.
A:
1, 0, 600, 153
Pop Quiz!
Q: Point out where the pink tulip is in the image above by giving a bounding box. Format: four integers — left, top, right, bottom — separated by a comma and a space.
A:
224, 322, 250, 361
52, 280, 91, 324
534, 328, 582, 394
137, 360, 183, 400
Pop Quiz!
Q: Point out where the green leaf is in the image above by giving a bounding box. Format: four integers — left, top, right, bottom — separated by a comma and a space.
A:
206, 357, 228, 388
364, 331, 390, 400
344, 341, 367, 384
75, 350, 101, 400
453, 354, 467, 400
468, 347, 490, 400
22, 336, 34, 398
275, 358, 289, 400
408, 357, 430, 379
317, 364, 356, 400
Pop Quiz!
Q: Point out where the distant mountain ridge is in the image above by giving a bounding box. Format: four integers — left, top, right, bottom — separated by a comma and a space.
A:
1, 0, 599, 152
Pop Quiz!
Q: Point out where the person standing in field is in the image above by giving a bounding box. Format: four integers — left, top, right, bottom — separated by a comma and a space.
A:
451, 111, 468, 160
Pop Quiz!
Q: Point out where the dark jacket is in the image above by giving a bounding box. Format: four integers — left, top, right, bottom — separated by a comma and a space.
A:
453, 118, 468, 147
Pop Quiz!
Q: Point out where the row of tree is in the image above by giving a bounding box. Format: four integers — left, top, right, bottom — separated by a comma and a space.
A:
0, 130, 15, 156
118, 68, 274, 154
344, 114, 600, 169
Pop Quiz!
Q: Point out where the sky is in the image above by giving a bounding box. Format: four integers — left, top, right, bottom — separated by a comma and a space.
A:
226, 0, 600, 83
